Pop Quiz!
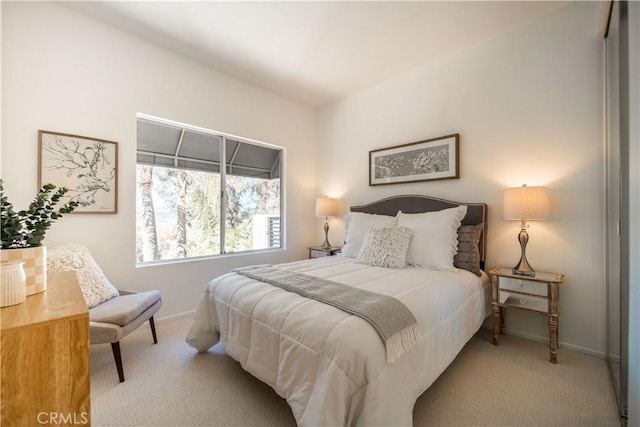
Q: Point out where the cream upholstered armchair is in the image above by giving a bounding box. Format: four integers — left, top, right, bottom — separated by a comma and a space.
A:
48, 244, 162, 382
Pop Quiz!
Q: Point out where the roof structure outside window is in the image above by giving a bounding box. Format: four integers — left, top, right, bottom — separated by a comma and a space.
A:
137, 117, 281, 179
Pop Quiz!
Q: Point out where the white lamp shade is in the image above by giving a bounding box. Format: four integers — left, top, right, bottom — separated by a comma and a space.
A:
503, 185, 550, 220
315, 197, 340, 217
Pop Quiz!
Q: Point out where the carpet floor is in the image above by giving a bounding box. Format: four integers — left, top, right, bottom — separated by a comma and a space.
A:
90, 316, 620, 426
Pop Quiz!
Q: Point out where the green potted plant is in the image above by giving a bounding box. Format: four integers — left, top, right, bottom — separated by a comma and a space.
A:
1, 179, 78, 295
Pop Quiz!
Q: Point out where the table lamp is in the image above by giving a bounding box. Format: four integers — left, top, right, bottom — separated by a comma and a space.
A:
503, 185, 550, 277
315, 197, 340, 249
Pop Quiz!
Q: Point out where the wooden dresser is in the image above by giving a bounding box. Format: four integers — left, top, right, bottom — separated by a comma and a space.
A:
1, 271, 90, 426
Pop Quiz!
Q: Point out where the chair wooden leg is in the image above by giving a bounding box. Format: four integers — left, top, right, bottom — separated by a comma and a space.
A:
111, 342, 125, 383
149, 316, 158, 344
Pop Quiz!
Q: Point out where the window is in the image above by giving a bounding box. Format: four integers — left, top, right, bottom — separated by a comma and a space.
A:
135, 115, 283, 263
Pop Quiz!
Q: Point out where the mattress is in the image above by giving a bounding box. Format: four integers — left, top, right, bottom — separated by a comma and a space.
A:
186, 255, 490, 426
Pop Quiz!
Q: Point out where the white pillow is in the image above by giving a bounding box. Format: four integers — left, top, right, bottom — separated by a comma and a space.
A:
356, 226, 413, 269
396, 205, 468, 271
47, 243, 119, 308
341, 212, 397, 258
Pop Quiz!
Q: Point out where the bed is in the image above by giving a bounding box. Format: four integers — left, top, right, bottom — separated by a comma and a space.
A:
186, 195, 489, 426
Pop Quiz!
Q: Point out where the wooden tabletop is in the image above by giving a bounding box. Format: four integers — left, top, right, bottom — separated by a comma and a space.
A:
1, 271, 87, 333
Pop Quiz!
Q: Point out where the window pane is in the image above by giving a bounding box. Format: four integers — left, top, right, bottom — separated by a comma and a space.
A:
136, 165, 221, 262
224, 138, 281, 253
225, 174, 281, 252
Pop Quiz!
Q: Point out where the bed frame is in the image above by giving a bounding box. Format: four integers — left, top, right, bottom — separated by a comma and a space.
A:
350, 194, 488, 270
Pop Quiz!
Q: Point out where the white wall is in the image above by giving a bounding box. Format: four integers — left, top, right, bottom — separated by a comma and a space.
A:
318, 2, 606, 355
1, 1, 608, 356
1, 2, 317, 318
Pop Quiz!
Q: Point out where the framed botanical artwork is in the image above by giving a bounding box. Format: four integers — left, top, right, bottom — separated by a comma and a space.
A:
38, 130, 118, 213
369, 133, 459, 186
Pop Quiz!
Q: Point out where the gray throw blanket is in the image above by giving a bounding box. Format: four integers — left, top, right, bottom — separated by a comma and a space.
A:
231, 265, 421, 363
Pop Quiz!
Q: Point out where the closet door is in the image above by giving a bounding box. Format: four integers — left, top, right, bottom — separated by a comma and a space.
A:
606, 1, 640, 423
605, 0, 623, 415
618, 1, 640, 424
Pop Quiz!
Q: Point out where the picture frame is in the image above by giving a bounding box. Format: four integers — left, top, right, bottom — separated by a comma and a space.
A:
38, 130, 118, 213
369, 133, 459, 186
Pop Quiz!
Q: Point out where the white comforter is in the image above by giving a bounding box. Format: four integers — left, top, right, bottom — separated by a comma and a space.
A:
186, 256, 490, 426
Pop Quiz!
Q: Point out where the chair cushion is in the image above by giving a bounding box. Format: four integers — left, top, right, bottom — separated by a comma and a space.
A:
48, 243, 119, 308
90, 290, 162, 327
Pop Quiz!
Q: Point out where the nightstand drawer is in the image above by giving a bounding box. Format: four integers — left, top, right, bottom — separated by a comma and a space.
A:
500, 292, 549, 312
498, 277, 548, 297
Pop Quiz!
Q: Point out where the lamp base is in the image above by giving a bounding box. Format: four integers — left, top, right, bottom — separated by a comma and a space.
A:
513, 223, 536, 277
321, 218, 332, 249
512, 268, 536, 277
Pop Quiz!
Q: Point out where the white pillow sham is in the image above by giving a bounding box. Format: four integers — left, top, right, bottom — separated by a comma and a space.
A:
396, 205, 468, 271
341, 212, 397, 258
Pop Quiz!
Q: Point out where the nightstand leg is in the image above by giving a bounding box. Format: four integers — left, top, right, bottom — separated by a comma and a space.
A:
548, 282, 559, 363
492, 305, 501, 346
490, 274, 501, 345
549, 316, 558, 364
500, 307, 505, 335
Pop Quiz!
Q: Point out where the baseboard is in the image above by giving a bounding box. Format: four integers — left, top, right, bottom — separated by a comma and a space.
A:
480, 324, 606, 359
509, 329, 606, 359
607, 354, 621, 364
156, 310, 195, 324
135, 310, 195, 331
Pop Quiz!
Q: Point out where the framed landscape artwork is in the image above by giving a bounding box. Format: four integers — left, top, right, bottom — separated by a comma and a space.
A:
369, 133, 459, 186
38, 130, 118, 213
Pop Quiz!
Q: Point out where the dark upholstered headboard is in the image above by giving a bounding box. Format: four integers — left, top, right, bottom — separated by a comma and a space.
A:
350, 195, 488, 270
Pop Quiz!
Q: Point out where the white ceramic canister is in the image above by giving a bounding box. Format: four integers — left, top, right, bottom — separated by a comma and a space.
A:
1, 260, 27, 307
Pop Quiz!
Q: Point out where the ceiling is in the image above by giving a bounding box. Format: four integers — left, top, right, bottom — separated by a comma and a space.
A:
64, 1, 570, 109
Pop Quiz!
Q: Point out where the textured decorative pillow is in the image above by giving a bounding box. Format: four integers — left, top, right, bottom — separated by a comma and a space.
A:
356, 227, 413, 269
396, 205, 468, 271
454, 224, 484, 276
47, 243, 119, 308
342, 212, 397, 258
